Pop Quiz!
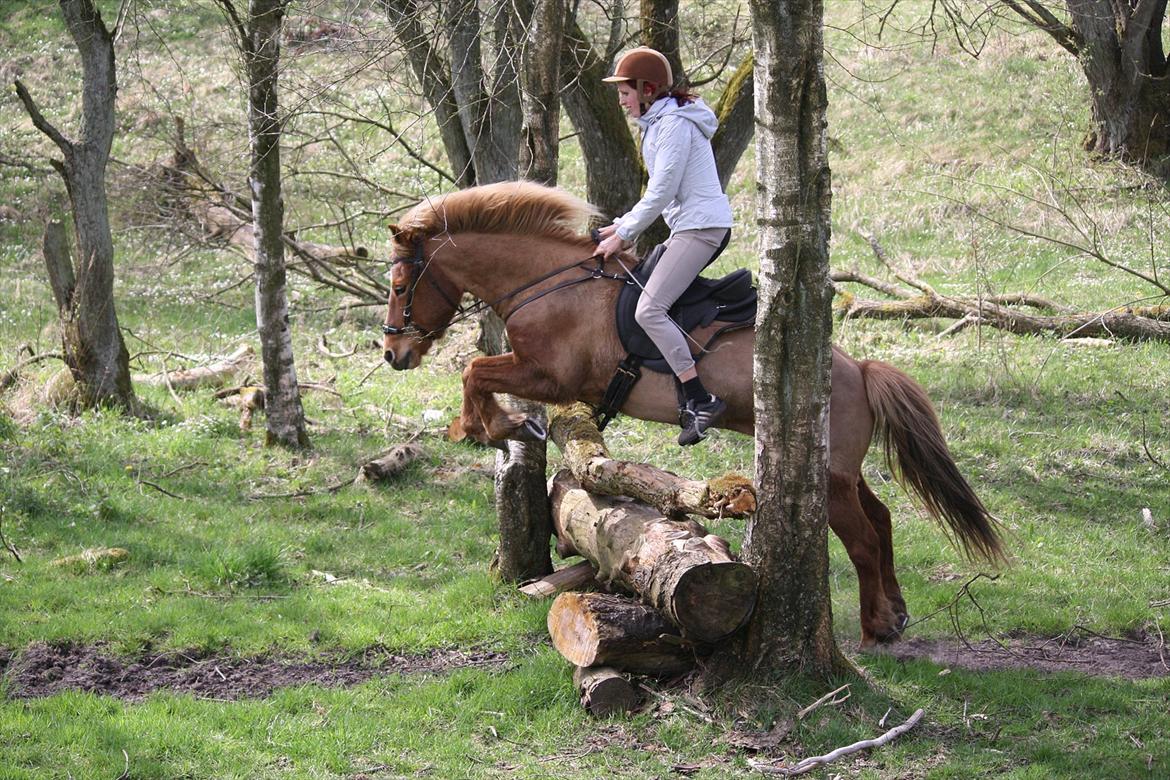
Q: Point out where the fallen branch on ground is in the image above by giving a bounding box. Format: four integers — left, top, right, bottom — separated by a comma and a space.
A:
748, 708, 925, 776
0, 351, 64, 392
834, 270, 1170, 342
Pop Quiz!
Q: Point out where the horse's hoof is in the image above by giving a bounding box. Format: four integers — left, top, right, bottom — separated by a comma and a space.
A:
517, 418, 547, 442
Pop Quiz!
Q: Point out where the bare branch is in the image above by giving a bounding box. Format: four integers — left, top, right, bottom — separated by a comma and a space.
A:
13, 79, 73, 157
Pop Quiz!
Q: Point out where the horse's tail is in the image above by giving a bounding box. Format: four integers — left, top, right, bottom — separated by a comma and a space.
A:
861, 360, 1006, 564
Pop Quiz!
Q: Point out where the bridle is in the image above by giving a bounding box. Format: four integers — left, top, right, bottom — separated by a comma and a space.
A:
381, 239, 464, 340
382, 236, 630, 341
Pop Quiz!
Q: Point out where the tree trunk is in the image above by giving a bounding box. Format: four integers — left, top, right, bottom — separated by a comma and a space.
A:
1007, 0, 1170, 167
550, 472, 756, 642
382, 0, 475, 187
1068, 0, 1170, 160
561, 17, 645, 222
573, 665, 640, 716
14, 0, 135, 411
245, 0, 308, 448
712, 54, 756, 190
641, 0, 683, 84
491, 399, 554, 583
518, 0, 563, 185
709, 0, 849, 681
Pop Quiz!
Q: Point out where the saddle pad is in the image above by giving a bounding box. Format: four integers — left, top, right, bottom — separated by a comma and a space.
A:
616, 245, 757, 373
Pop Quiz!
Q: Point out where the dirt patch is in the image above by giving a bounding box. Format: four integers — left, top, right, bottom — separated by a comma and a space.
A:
870, 630, 1170, 679
2, 642, 508, 701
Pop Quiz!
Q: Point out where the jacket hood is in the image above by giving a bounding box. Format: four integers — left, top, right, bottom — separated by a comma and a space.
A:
638, 96, 719, 139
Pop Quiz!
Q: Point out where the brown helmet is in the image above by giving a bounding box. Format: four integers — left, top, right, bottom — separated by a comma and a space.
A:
602, 47, 673, 108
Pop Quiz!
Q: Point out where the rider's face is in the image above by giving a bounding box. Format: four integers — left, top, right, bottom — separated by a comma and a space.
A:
616, 82, 644, 118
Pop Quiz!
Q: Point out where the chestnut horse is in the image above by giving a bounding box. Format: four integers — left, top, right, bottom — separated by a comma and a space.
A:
382, 181, 1003, 646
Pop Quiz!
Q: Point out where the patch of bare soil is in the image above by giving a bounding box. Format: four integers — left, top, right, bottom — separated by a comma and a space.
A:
870, 630, 1170, 679
1, 642, 508, 701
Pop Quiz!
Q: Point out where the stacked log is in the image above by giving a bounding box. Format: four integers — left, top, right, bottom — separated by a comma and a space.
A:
538, 403, 759, 716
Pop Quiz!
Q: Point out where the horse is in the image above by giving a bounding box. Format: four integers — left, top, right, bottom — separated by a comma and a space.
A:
381, 180, 1004, 647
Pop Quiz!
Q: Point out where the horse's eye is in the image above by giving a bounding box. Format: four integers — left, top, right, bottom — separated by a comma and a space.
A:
393, 285, 407, 296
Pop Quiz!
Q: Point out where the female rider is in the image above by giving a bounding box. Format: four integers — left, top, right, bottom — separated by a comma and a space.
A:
595, 47, 734, 446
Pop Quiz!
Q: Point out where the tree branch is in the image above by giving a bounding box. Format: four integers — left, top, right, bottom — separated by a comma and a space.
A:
1000, 0, 1081, 56
13, 79, 73, 156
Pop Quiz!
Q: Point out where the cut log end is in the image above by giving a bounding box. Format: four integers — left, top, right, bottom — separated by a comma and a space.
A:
573, 666, 639, 717
671, 561, 757, 643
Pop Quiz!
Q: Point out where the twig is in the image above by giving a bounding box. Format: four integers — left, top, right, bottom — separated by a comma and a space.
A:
1141, 420, 1168, 472
748, 709, 925, 776
137, 479, 183, 499
0, 508, 23, 563
115, 749, 130, 780
248, 475, 357, 500
795, 684, 850, 720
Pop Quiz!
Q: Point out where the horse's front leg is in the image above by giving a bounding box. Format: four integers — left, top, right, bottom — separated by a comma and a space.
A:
458, 353, 563, 443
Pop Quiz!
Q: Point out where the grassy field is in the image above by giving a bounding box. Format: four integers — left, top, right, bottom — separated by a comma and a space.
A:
1, 1, 1168, 778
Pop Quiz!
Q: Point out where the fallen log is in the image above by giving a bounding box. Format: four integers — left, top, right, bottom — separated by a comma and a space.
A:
831, 269, 1170, 342
573, 665, 640, 716
548, 403, 756, 519
356, 443, 427, 483
133, 344, 254, 390
551, 471, 756, 642
547, 591, 695, 676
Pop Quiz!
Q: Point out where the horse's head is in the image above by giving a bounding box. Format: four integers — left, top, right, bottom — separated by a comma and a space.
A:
382, 226, 461, 370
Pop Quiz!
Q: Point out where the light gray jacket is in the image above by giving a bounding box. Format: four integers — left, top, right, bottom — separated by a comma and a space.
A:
614, 96, 734, 242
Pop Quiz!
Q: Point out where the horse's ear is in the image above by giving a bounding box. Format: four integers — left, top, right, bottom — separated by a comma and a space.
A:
389, 222, 421, 250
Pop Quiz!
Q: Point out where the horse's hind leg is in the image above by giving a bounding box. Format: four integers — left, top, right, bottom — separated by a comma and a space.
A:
829, 471, 901, 647
858, 476, 908, 632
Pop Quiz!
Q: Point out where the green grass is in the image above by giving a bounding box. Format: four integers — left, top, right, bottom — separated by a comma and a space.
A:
1, 1, 1169, 778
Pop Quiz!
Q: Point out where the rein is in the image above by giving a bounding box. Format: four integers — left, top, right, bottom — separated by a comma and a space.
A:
382, 238, 629, 339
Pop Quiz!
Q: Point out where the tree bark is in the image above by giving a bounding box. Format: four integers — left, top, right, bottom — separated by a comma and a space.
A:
41, 219, 75, 315
548, 402, 757, 519
518, 0, 563, 185
551, 472, 756, 642
561, 17, 645, 222
547, 591, 695, 675
243, 0, 309, 448
491, 399, 554, 582
14, 0, 135, 411
641, 0, 683, 84
712, 53, 755, 190
709, 0, 849, 681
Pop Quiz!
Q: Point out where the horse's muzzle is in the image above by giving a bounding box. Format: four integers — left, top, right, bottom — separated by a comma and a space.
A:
384, 349, 412, 371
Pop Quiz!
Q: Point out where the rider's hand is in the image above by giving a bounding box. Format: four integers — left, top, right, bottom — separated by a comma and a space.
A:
596, 223, 618, 240
597, 231, 628, 259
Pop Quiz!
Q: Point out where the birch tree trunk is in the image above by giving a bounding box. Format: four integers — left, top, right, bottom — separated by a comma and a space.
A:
14, 0, 135, 411
243, 0, 309, 448
709, 0, 849, 681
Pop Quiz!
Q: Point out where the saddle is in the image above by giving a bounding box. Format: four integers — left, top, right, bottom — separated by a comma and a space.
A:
594, 242, 757, 430
615, 243, 757, 372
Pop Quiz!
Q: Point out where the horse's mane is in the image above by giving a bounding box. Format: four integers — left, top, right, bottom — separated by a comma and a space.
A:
393, 181, 600, 248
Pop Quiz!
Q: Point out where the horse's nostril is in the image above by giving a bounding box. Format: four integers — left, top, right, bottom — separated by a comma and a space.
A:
384, 350, 395, 364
